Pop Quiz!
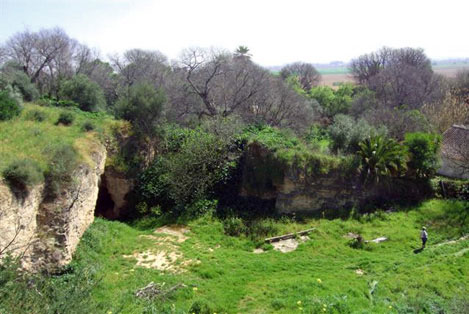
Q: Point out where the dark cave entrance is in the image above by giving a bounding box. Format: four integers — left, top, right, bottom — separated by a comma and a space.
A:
94, 175, 116, 219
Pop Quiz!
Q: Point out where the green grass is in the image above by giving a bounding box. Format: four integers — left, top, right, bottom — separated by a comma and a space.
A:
70, 199, 469, 313
0, 103, 121, 177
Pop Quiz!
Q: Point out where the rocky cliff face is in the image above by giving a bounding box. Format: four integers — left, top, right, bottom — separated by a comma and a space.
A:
0, 142, 106, 271
240, 142, 366, 214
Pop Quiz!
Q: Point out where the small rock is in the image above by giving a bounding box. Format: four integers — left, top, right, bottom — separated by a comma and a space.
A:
368, 237, 388, 243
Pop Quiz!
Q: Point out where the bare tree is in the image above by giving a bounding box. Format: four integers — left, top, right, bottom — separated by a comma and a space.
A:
441, 125, 469, 178
176, 47, 268, 118
280, 62, 321, 91
111, 49, 170, 89
171, 47, 313, 129
350, 47, 444, 109
2, 27, 77, 95
248, 76, 313, 131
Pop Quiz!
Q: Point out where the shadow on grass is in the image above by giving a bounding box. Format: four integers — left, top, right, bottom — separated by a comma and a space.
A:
413, 247, 424, 254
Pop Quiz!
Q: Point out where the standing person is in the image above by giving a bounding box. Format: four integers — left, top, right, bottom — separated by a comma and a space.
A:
420, 227, 428, 248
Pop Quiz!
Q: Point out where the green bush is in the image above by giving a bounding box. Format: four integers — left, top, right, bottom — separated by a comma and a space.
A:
0, 90, 22, 121
185, 199, 217, 219
56, 111, 75, 125
2, 159, 44, 194
246, 219, 279, 240
81, 120, 95, 132
189, 299, 216, 314
0, 62, 39, 101
59, 74, 106, 112
164, 128, 235, 208
404, 132, 441, 179
24, 109, 47, 122
328, 114, 387, 153
135, 126, 238, 216
44, 143, 78, 199
223, 217, 246, 236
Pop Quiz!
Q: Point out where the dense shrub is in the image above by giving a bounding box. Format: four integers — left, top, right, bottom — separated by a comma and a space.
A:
185, 199, 218, 219
0, 90, 22, 121
328, 114, 387, 153
245, 219, 280, 240
404, 132, 441, 178
59, 74, 106, 112
164, 128, 235, 209
2, 159, 44, 194
81, 120, 95, 132
189, 299, 216, 314
223, 217, 246, 236
136, 127, 237, 215
44, 143, 78, 199
24, 109, 47, 122
56, 111, 75, 125
0, 62, 39, 101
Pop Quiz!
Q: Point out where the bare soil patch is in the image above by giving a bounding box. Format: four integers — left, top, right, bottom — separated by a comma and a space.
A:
123, 225, 197, 273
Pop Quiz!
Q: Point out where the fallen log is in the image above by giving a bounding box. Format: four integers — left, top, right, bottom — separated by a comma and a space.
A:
265, 228, 316, 243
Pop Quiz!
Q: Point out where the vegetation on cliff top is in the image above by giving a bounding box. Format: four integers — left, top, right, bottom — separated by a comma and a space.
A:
0, 103, 123, 188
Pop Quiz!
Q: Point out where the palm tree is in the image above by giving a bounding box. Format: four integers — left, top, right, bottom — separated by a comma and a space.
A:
358, 135, 407, 184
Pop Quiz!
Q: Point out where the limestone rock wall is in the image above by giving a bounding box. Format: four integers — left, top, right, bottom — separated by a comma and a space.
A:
0, 143, 106, 271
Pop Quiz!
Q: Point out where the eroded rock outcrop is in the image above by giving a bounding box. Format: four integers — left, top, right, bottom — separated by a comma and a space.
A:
0, 142, 106, 271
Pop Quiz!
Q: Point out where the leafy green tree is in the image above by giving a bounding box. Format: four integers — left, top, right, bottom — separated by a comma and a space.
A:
358, 136, 407, 184
309, 84, 354, 118
115, 82, 166, 137
59, 74, 106, 112
136, 127, 236, 215
404, 132, 441, 178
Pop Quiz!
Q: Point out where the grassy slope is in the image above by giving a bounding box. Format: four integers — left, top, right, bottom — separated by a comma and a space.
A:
0, 103, 120, 176
73, 199, 468, 313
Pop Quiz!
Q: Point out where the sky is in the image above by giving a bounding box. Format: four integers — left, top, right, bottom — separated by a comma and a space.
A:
1, 0, 469, 66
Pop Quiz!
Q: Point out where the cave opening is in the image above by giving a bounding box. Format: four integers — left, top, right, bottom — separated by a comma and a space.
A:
94, 175, 116, 219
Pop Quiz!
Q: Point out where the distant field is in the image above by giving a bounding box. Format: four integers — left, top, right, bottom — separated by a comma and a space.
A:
319, 64, 469, 87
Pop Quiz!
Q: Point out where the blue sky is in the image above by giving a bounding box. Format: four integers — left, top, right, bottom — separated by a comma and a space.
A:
1, 0, 469, 66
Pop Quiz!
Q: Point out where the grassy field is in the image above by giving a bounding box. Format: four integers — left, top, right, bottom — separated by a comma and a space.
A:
70, 199, 469, 313
0, 103, 121, 176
